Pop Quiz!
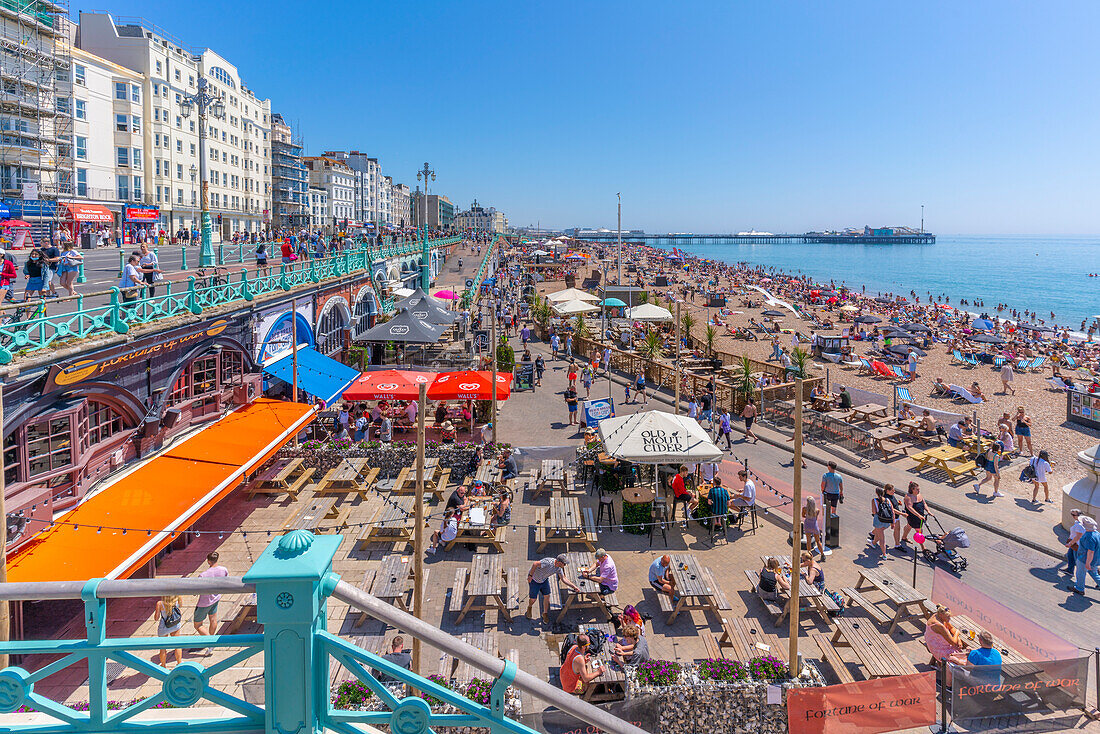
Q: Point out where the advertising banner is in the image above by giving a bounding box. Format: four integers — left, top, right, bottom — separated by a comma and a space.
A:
931, 568, 1078, 662
514, 361, 536, 391
582, 397, 615, 427
951, 656, 1090, 721
787, 672, 937, 734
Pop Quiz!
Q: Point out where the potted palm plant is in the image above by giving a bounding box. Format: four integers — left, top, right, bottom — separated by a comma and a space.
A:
789, 346, 811, 379
637, 330, 664, 382
680, 312, 696, 349
704, 324, 718, 355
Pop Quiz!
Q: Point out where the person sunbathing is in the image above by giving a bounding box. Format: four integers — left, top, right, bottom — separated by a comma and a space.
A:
970, 382, 986, 400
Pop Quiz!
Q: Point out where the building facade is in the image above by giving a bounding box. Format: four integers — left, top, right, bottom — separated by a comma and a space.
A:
308, 186, 327, 230
77, 12, 271, 239
412, 192, 454, 230
390, 182, 410, 227
455, 199, 507, 234
304, 156, 353, 226
270, 112, 306, 229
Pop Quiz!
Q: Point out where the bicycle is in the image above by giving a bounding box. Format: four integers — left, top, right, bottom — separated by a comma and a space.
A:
195, 266, 229, 289
1, 298, 47, 347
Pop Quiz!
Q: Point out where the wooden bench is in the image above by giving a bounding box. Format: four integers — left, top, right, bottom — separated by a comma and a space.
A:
879, 440, 910, 461
449, 568, 469, 615
435, 468, 451, 500
534, 524, 547, 548
943, 461, 979, 485
701, 567, 732, 611
284, 468, 316, 499
656, 591, 674, 615
700, 632, 725, 660
841, 587, 892, 626
581, 507, 599, 546
246, 466, 315, 499
504, 566, 521, 609
812, 632, 856, 684
354, 570, 377, 627
744, 569, 784, 620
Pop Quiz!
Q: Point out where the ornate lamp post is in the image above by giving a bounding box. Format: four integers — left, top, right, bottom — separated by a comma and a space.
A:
416, 162, 435, 290
180, 78, 226, 267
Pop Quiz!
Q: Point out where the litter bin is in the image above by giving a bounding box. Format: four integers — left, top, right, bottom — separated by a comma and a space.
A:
825, 511, 841, 548
81, 232, 95, 250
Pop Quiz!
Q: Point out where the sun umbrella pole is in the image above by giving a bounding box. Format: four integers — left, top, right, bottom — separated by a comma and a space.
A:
491, 310, 498, 444
413, 383, 426, 675
674, 301, 681, 415
291, 297, 299, 446
789, 376, 804, 676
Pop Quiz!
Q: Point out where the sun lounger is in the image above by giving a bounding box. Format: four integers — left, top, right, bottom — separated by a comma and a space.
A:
871, 361, 895, 379
859, 358, 875, 374
948, 384, 983, 404
822, 352, 843, 363
1046, 377, 1070, 391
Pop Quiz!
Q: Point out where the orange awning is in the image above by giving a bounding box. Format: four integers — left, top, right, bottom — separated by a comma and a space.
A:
6, 399, 314, 583
63, 203, 114, 223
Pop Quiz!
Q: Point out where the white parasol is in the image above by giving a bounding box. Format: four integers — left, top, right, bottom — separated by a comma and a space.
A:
597, 410, 723, 464
547, 288, 600, 303
553, 299, 601, 315
624, 303, 674, 322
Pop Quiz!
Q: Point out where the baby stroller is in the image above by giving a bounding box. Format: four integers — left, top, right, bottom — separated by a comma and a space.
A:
921, 515, 969, 572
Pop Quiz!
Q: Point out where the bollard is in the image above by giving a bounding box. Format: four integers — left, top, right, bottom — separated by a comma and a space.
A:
77, 257, 86, 284
181, 245, 188, 270
217, 243, 224, 266
238, 244, 244, 264
117, 250, 124, 277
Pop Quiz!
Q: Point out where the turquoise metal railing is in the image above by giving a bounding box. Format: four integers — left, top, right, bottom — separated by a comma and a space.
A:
0, 532, 647, 734
461, 235, 501, 308
0, 237, 460, 365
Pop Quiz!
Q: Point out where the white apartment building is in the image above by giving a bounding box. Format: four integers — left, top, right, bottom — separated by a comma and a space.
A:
391, 182, 411, 227
308, 186, 327, 230
455, 199, 507, 234
380, 174, 392, 225
77, 12, 271, 238
63, 45, 145, 227
304, 156, 353, 226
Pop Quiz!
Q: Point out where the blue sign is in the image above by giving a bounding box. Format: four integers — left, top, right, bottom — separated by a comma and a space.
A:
583, 397, 616, 428
1, 199, 56, 218
0, 203, 9, 218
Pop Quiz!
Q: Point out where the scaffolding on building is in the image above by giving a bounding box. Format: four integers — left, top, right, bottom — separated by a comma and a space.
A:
0, 0, 70, 245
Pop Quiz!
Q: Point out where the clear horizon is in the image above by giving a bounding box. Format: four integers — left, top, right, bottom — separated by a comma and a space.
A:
84, 1, 1100, 235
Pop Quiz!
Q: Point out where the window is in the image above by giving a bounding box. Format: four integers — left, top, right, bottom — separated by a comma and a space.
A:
131, 116, 141, 133
56, 96, 71, 115
169, 355, 220, 404
116, 147, 129, 167
86, 401, 124, 446
116, 114, 128, 132
115, 82, 127, 100
188, 75, 194, 87
190, 142, 195, 155
177, 163, 183, 179
132, 148, 142, 168
75, 136, 87, 160
132, 176, 142, 200
155, 159, 161, 177
176, 139, 182, 153
131, 84, 140, 103
155, 60, 162, 75
76, 168, 87, 196
220, 351, 243, 383
177, 188, 183, 204
75, 99, 86, 120
174, 70, 181, 82
24, 417, 74, 479
74, 64, 86, 85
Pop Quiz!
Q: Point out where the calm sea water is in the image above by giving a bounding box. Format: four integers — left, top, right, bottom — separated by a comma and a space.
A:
664, 235, 1100, 330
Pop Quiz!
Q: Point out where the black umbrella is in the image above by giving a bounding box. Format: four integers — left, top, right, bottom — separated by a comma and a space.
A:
901, 322, 932, 334
883, 329, 915, 340
886, 344, 926, 356
358, 309, 446, 343
393, 287, 459, 325
1018, 323, 1054, 333
970, 333, 1005, 345
854, 315, 882, 324
762, 310, 786, 318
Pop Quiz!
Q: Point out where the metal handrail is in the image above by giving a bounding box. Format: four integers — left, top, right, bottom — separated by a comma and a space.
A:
0, 576, 649, 734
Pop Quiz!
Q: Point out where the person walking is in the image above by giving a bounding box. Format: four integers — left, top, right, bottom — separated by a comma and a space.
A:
567, 361, 578, 389
741, 397, 758, 442
999, 361, 1016, 395
718, 409, 733, 450
581, 363, 593, 398
802, 495, 829, 558
974, 441, 1005, 498
550, 333, 560, 359
57, 242, 83, 296
902, 482, 929, 550
1064, 508, 1084, 578
193, 552, 229, 639
870, 487, 895, 558
525, 555, 580, 623
1014, 406, 1034, 457
1024, 449, 1054, 503
820, 461, 844, 515
154, 594, 184, 667
534, 353, 545, 386
1066, 517, 1100, 596
138, 242, 163, 297
22, 248, 46, 300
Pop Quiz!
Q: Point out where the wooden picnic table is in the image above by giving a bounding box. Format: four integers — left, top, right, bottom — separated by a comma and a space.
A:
849, 403, 889, 423
556, 551, 618, 623
948, 614, 1036, 668
897, 418, 934, 443
446, 496, 507, 552
959, 435, 995, 455
828, 616, 918, 679
866, 425, 905, 459
474, 461, 501, 487
845, 566, 933, 633
910, 445, 979, 485
371, 553, 417, 610
752, 555, 838, 624
448, 553, 514, 623
390, 458, 446, 499
535, 497, 596, 552
316, 459, 376, 500
247, 458, 313, 500
717, 617, 787, 663
357, 496, 413, 546
573, 622, 626, 702
282, 496, 346, 533
534, 459, 568, 497
662, 553, 731, 624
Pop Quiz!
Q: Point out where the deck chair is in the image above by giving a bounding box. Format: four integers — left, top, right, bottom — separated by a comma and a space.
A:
951, 350, 967, 366
822, 352, 843, 363
963, 353, 980, 367
930, 382, 952, 397
890, 365, 908, 380
859, 358, 875, 374
1064, 355, 1078, 368
896, 387, 914, 404
1028, 356, 1047, 372
1015, 358, 1032, 371
948, 384, 983, 404
1046, 377, 1070, 391
993, 356, 1006, 368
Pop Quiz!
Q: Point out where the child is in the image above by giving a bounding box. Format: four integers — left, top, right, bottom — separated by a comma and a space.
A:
427, 510, 458, 554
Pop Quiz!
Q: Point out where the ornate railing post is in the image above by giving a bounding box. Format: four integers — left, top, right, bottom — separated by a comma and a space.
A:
241, 269, 254, 301
310, 257, 320, 283
280, 263, 290, 291
77, 257, 86, 284
108, 288, 129, 333
186, 276, 202, 315
244, 530, 341, 734
81, 579, 108, 727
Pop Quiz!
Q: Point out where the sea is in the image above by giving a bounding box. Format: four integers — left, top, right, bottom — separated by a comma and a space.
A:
659, 235, 1100, 331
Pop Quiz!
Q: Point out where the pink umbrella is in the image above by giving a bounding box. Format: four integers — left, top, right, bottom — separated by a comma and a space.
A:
432, 289, 458, 300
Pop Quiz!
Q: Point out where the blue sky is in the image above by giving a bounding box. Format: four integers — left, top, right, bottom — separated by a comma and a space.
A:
83, 2, 1100, 234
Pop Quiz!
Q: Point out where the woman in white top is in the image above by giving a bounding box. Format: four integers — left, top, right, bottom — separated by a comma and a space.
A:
1027, 449, 1054, 503
118, 255, 146, 303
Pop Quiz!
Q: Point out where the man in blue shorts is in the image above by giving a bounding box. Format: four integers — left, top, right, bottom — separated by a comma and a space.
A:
821, 461, 844, 513
648, 554, 677, 602
525, 555, 581, 623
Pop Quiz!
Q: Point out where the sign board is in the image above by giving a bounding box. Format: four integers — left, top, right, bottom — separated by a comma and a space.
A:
21, 182, 38, 201
951, 656, 1089, 721
472, 329, 489, 352
465, 278, 474, 288
582, 397, 615, 428
124, 207, 160, 222
513, 361, 535, 392
787, 672, 936, 734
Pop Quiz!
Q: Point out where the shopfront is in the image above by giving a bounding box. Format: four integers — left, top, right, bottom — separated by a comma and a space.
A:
2, 316, 259, 552
123, 206, 160, 243
61, 202, 115, 248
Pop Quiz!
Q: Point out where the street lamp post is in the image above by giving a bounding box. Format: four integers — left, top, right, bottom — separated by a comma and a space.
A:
190, 165, 197, 237
180, 78, 226, 268
416, 162, 435, 290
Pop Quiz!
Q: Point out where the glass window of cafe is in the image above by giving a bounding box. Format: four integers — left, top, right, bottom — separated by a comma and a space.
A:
167, 349, 245, 406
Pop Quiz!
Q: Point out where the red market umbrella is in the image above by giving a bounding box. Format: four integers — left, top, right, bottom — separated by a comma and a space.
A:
342, 369, 434, 401
427, 370, 512, 401
1, 220, 32, 228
